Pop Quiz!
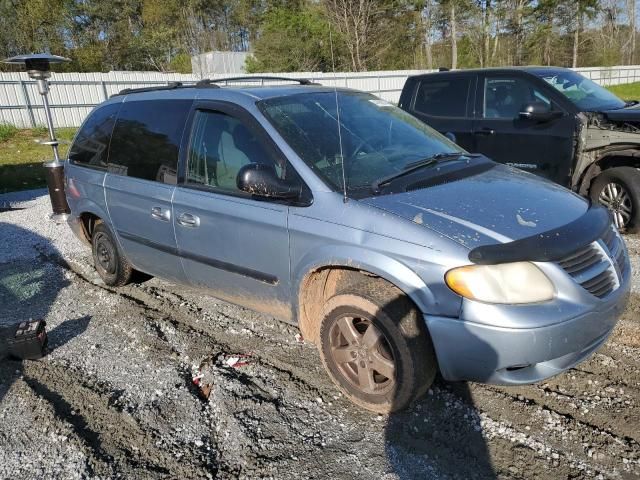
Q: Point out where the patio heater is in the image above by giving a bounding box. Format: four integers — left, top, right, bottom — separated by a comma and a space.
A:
2, 54, 71, 222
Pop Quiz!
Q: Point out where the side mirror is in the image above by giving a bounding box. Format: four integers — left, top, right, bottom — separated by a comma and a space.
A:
519, 101, 562, 122
444, 131, 457, 143
236, 163, 301, 200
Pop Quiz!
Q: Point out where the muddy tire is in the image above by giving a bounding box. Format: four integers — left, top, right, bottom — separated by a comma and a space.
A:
318, 278, 437, 413
590, 167, 640, 233
91, 222, 133, 286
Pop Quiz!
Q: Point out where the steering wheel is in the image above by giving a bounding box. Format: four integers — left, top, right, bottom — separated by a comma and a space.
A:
351, 136, 377, 159
345, 142, 394, 179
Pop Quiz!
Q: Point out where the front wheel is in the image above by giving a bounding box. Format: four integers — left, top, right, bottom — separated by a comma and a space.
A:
591, 166, 640, 233
318, 279, 437, 413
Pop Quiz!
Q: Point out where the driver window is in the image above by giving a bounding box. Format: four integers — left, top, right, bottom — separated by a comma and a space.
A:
484, 77, 551, 119
186, 110, 284, 193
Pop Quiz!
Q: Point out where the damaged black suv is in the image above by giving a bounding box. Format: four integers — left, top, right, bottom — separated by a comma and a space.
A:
400, 67, 640, 231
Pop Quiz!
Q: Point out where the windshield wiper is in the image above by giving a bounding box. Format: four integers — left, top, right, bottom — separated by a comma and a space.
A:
404, 152, 470, 169
371, 152, 468, 193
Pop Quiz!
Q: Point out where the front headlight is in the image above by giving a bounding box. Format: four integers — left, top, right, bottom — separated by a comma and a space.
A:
445, 262, 555, 304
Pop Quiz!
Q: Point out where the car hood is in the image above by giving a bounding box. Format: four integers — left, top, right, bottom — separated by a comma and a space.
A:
601, 102, 640, 122
360, 163, 588, 249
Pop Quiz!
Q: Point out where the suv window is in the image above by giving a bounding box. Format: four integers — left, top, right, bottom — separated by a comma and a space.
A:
186, 110, 284, 193
484, 77, 551, 119
414, 77, 471, 117
68, 103, 120, 169
533, 69, 625, 111
107, 99, 192, 183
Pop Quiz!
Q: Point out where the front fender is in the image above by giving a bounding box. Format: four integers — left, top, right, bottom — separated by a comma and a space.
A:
292, 244, 438, 319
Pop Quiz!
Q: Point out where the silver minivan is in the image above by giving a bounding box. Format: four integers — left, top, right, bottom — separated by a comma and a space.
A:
65, 78, 631, 413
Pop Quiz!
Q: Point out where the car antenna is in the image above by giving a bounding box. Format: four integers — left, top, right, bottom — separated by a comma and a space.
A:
329, 26, 348, 203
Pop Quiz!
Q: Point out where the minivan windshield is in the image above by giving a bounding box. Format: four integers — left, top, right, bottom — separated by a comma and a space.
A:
533, 69, 626, 111
259, 91, 465, 192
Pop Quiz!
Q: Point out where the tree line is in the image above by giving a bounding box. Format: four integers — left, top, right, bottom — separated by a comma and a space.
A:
0, 0, 638, 73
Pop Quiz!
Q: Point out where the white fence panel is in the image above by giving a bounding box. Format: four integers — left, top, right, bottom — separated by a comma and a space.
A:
0, 71, 199, 128
0, 66, 639, 128
574, 65, 640, 85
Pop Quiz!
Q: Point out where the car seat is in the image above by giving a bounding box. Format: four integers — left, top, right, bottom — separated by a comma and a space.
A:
232, 123, 271, 165
493, 85, 519, 118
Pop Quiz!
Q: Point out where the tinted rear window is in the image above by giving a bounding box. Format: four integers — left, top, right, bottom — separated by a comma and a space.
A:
413, 77, 471, 117
108, 99, 192, 183
68, 103, 120, 169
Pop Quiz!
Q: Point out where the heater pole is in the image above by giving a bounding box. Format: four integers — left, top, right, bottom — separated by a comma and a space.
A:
36, 76, 61, 162
35, 70, 68, 222
3, 54, 71, 223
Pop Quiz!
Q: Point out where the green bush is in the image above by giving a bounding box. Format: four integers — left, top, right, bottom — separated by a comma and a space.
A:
0, 124, 18, 143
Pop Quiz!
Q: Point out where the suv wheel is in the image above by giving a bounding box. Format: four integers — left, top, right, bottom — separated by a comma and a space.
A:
591, 167, 640, 232
92, 222, 134, 286
318, 279, 437, 413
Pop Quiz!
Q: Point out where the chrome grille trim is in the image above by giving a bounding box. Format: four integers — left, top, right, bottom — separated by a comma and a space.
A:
558, 245, 603, 275
570, 256, 612, 285
581, 269, 615, 298
558, 233, 621, 299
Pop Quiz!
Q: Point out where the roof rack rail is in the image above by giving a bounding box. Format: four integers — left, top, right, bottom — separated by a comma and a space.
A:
113, 81, 188, 97
196, 76, 317, 87
110, 76, 317, 98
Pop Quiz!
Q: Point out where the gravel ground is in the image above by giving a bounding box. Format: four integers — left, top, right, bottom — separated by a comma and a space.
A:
0, 190, 639, 479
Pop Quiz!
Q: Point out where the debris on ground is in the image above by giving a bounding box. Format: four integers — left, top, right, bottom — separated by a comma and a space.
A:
223, 353, 252, 369
192, 358, 216, 400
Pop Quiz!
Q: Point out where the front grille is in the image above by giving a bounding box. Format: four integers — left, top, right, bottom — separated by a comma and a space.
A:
558, 241, 618, 299
579, 268, 616, 298
557, 244, 602, 275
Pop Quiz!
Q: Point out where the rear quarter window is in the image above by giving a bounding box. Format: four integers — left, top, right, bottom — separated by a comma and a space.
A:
68, 103, 121, 170
107, 99, 192, 184
413, 77, 471, 117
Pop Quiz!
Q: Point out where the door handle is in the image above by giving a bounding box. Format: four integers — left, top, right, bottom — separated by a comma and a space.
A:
475, 128, 495, 136
177, 212, 200, 228
151, 206, 171, 222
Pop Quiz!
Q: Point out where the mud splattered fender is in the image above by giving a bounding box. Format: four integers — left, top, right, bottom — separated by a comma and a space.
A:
293, 246, 439, 310
291, 245, 455, 343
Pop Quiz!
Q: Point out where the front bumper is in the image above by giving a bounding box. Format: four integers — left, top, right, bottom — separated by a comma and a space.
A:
425, 276, 630, 385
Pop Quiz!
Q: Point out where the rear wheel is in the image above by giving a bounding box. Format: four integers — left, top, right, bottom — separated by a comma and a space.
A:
591, 166, 640, 233
318, 279, 437, 413
91, 222, 133, 286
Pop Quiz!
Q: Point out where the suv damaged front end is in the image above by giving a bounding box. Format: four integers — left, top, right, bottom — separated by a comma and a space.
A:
532, 69, 640, 229
573, 110, 640, 195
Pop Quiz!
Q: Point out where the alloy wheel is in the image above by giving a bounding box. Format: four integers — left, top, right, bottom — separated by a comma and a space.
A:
599, 181, 633, 229
328, 315, 396, 395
